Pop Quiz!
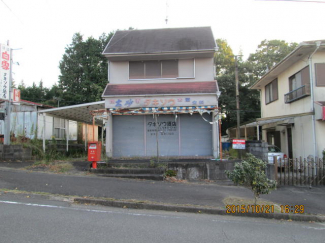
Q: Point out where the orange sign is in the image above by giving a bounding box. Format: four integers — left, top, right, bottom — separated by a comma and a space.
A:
13, 88, 21, 102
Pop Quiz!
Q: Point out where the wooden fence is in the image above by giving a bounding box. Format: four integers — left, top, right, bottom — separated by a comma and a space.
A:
274, 157, 325, 186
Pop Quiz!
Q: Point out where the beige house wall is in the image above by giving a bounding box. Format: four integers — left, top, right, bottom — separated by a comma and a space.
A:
109, 58, 214, 84
261, 51, 325, 119
260, 51, 325, 158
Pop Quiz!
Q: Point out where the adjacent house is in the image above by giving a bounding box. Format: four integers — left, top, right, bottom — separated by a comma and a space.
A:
0, 99, 78, 141
251, 40, 325, 159
101, 27, 220, 158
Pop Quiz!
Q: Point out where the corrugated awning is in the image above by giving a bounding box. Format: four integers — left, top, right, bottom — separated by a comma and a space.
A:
38, 101, 105, 126
241, 112, 313, 128
109, 106, 218, 115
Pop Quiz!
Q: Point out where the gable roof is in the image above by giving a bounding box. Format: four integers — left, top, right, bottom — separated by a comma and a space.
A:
102, 81, 217, 97
103, 27, 217, 61
251, 40, 325, 89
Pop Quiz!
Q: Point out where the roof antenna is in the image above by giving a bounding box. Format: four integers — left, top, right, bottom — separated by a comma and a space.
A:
165, 0, 168, 25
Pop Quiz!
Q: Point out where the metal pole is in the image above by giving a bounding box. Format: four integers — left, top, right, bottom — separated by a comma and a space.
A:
66, 120, 69, 152
308, 41, 321, 174
155, 114, 159, 163
85, 124, 88, 151
219, 117, 222, 160
43, 113, 46, 152
235, 56, 242, 159
4, 48, 13, 145
92, 116, 95, 141
257, 124, 260, 141
235, 56, 240, 139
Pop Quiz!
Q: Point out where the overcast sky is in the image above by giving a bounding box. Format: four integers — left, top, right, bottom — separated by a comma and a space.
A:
1, 0, 324, 88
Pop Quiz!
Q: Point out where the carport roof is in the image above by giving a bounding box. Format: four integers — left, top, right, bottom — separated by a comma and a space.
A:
38, 101, 105, 126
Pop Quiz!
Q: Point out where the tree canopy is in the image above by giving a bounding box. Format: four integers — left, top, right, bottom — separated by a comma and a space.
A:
58, 32, 113, 106
215, 39, 298, 135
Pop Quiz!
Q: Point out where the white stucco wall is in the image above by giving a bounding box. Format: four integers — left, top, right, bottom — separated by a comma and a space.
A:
109, 58, 214, 84
37, 114, 53, 140
261, 51, 325, 119
37, 114, 78, 140
316, 120, 325, 158
291, 115, 313, 158
260, 50, 325, 158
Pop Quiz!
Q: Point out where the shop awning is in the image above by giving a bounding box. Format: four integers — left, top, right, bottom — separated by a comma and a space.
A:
240, 112, 313, 128
108, 106, 218, 115
38, 101, 105, 126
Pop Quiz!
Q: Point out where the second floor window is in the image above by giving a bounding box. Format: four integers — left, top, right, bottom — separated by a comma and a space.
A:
129, 60, 178, 79
315, 63, 325, 87
265, 79, 278, 104
285, 66, 310, 103
289, 66, 309, 92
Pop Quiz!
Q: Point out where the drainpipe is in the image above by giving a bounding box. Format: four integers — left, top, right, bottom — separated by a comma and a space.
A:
308, 41, 321, 163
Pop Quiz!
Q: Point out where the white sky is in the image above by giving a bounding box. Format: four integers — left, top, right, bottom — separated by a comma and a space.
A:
1, 0, 324, 88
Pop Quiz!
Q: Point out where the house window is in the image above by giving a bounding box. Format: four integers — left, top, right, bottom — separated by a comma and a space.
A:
54, 118, 65, 139
315, 63, 325, 87
285, 66, 310, 103
129, 60, 178, 79
265, 79, 278, 104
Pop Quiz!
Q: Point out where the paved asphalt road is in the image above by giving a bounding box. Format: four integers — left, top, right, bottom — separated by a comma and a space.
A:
0, 193, 325, 243
0, 167, 325, 215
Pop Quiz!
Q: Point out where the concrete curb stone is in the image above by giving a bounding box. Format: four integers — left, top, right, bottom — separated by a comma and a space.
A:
74, 198, 325, 222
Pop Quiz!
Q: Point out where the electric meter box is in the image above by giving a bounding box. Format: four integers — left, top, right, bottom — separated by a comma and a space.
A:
88, 141, 102, 162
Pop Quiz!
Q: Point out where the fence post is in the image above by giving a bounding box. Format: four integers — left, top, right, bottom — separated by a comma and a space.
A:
295, 159, 298, 185
291, 158, 294, 185
274, 156, 278, 184
279, 159, 282, 186
312, 158, 315, 186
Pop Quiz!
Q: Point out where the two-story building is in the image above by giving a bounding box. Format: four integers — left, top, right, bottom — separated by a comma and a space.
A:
251, 40, 325, 159
101, 27, 220, 158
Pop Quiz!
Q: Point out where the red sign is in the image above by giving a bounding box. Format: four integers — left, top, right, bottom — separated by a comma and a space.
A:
233, 139, 246, 149
13, 89, 21, 102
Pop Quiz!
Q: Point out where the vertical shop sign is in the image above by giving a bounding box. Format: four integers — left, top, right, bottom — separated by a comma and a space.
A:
0, 44, 11, 100
13, 88, 21, 102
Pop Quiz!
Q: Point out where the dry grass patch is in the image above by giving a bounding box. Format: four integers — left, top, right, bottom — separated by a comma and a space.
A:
48, 162, 73, 173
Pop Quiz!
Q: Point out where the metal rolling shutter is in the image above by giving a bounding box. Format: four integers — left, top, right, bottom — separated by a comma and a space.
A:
145, 115, 179, 157
113, 113, 212, 157
180, 113, 212, 156
113, 115, 145, 157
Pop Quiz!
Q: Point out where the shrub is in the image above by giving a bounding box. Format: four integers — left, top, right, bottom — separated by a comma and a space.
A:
165, 170, 177, 177
225, 153, 277, 205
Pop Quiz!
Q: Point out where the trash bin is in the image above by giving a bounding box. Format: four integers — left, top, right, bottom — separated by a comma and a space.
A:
222, 142, 232, 151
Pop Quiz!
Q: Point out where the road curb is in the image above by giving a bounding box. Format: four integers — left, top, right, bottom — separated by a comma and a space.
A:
74, 198, 325, 222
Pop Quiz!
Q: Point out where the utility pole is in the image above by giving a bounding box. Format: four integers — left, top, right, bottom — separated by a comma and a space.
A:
235, 56, 242, 159
235, 56, 240, 139
4, 46, 13, 145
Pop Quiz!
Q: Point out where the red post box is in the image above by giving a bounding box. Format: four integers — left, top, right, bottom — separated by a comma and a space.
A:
88, 141, 102, 169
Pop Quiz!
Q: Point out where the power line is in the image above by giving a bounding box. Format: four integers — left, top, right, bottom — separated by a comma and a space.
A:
0, 0, 23, 24
257, 0, 325, 3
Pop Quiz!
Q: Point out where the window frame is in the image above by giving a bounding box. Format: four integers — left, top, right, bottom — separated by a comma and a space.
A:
315, 63, 325, 87
265, 79, 278, 105
128, 58, 195, 80
53, 117, 66, 139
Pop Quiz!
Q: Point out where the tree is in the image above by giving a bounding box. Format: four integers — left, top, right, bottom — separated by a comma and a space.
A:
215, 39, 298, 134
214, 39, 235, 76
226, 153, 277, 205
18, 80, 49, 103
58, 32, 113, 106
215, 39, 260, 134
245, 40, 298, 84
